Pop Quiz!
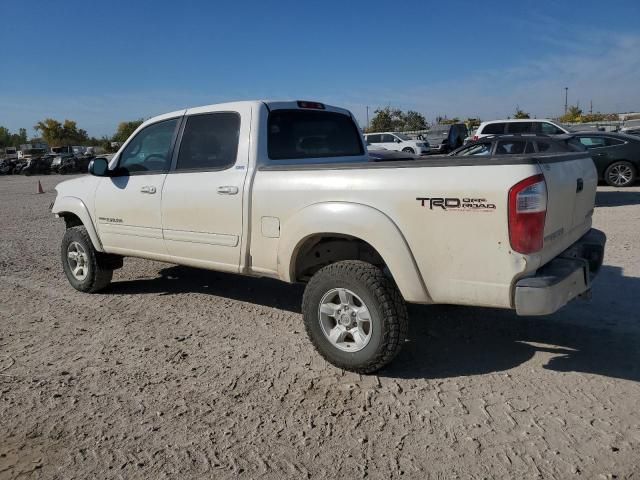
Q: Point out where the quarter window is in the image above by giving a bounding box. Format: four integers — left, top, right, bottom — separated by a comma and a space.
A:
119, 119, 178, 173
540, 122, 564, 135
578, 137, 607, 148
605, 137, 625, 146
507, 122, 533, 134
176, 113, 240, 171
482, 123, 506, 135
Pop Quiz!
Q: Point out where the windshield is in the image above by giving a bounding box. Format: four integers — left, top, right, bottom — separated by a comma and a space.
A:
394, 133, 411, 141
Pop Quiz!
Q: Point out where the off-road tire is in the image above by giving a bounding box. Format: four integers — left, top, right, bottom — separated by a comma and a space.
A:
61, 226, 113, 293
302, 260, 408, 374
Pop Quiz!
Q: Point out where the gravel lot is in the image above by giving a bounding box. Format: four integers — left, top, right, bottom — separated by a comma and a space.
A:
1, 174, 639, 479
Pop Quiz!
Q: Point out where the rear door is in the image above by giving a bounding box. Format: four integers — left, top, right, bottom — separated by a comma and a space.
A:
160, 103, 251, 272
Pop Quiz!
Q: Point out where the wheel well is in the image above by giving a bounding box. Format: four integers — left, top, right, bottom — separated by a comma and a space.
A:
293, 235, 386, 282
60, 212, 83, 229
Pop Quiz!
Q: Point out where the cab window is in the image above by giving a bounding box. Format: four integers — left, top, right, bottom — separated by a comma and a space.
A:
176, 113, 240, 171
118, 119, 179, 173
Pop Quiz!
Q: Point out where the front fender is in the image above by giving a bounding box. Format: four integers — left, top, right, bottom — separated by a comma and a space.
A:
278, 202, 431, 303
52, 196, 104, 252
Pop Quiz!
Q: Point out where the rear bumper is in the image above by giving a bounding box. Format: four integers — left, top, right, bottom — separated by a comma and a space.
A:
514, 229, 606, 316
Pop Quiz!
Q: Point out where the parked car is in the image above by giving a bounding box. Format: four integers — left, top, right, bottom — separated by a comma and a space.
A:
0, 158, 18, 175
2, 147, 18, 161
620, 127, 640, 137
59, 155, 93, 174
22, 155, 54, 175
363, 132, 430, 155
52, 100, 605, 373
449, 134, 583, 157
472, 119, 569, 141
367, 149, 418, 161
50, 153, 75, 173
569, 132, 640, 187
422, 123, 468, 153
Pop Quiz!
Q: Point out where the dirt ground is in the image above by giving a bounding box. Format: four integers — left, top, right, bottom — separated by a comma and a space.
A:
1, 174, 639, 479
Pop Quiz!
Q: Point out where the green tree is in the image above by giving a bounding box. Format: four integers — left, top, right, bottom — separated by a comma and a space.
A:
34, 118, 88, 146
0, 126, 10, 148
112, 119, 144, 143
559, 105, 583, 123
403, 110, 427, 131
367, 107, 404, 132
513, 107, 530, 119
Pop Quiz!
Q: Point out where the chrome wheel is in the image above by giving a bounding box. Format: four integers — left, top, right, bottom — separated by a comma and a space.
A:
67, 241, 89, 281
318, 288, 372, 352
608, 164, 633, 186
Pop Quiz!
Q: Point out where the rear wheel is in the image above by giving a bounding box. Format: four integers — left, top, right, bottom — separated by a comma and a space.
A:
61, 226, 113, 292
302, 260, 408, 374
604, 161, 636, 187
402, 147, 415, 154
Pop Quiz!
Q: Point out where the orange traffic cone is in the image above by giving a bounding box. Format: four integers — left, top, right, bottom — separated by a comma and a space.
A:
37, 180, 44, 194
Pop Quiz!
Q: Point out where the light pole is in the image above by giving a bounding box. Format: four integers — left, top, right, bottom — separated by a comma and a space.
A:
564, 87, 568, 114
366, 106, 370, 130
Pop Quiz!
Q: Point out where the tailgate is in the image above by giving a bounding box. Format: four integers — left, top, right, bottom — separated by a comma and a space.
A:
538, 153, 598, 254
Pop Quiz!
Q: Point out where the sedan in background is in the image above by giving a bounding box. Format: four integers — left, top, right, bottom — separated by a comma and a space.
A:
570, 132, 640, 187
449, 134, 580, 157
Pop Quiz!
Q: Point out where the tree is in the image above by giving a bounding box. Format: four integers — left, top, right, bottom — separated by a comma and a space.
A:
513, 107, 530, 119
559, 105, 583, 123
112, 119, 144, 143
465, 118, 481, 129
367, 107, 404, 132
0, 126, 28, 148
403, 111, 427, 131
440, 117, 460, 125
34, 118, 88, 146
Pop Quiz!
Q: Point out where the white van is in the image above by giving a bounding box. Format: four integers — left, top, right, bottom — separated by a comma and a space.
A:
473, 119, 568, 141
364, 132, 430, 155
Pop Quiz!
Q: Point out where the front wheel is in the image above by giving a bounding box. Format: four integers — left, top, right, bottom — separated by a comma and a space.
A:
61, 226, 113, 292
402, 147, 415, 154
604, 161, 636, 187
302, 260, 408, 374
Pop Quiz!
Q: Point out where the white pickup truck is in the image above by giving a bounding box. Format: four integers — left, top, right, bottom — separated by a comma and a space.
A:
52, 100, 606, 373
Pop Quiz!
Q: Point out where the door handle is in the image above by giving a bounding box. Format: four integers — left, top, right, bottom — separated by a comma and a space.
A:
140, 185, 157, 194
217, 186, 239, 195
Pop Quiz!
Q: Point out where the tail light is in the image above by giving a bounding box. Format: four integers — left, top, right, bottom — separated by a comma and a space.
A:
508, 174, 547, 254
472, 135, 479, 141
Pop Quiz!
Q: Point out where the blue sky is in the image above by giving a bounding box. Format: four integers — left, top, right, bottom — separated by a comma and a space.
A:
1, 0, 639, 137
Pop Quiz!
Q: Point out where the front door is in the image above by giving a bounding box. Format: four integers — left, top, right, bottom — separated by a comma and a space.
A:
95, 117, 181, 257
161, 104, 251, 272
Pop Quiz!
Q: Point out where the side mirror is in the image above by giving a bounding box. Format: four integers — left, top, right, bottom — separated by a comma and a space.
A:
88, 158, 109, 177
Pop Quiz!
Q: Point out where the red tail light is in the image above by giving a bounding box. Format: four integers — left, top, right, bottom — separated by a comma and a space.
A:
508, 174, 547, 254
472, 135, 479, 141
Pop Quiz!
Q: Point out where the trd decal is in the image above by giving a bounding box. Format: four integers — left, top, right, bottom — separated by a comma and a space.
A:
416, 197, 496, 211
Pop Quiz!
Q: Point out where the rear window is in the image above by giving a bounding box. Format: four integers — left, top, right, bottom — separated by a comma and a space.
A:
268, 110, 364, 160
482, 123, 506, 134
495, 140, 526, 155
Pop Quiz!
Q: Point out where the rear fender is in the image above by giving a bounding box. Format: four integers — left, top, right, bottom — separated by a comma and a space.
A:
278, 202, 431, 303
